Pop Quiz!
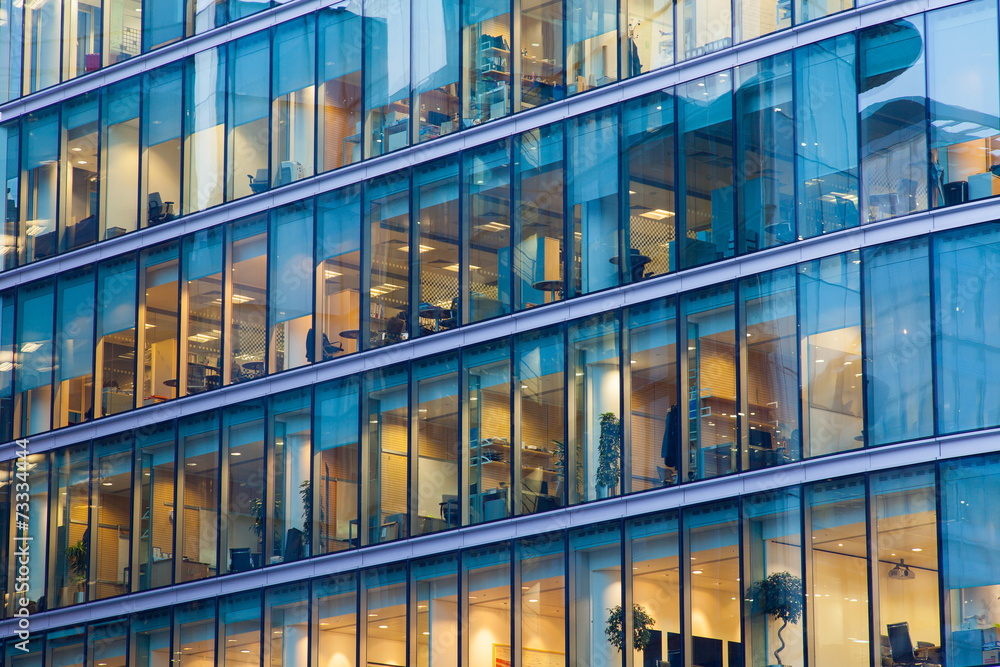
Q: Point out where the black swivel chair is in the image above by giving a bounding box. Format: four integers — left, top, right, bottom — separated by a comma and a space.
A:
230, 547, 252, 573
887, 622, 917, 666
284, 528, 304, 562
148, 192, 175, 226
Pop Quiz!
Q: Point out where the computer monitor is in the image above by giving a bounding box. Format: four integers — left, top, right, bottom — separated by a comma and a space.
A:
749, 430, 773, 450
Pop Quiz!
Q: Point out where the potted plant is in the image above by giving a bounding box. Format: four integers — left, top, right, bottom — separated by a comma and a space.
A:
606, 603, 657, 653
64, 539, 88, 602
595, 412, 621, 498
747, 571, 803, 666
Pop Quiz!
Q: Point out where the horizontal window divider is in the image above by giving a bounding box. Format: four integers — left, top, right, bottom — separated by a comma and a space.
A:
2, 423, 996, 637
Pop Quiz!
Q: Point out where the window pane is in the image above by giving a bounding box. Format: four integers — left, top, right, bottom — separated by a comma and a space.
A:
14, 278, 54, 436
100, 78, 140, 239
364, 565, 408, 666
176, 600, 216, 664
227, 32, 270, 201
798, 250, 863, 457
131, 608, 173, 667
365, 0, 410, 156
685, 500, 741, 665
364, 364, 409, 544
517, 326, 565, 514
462, 0, 511, 126
623, 90, 676, 280
414, 157, 460, 336
53, 266, 95, 429
272, 17, 316, 186
863, 237, 933, 446
859, 18, 928, 222
413, 555, 459, 666
90, 434, 132, 600
139, 242, 179, 405
413, 0, 460, 141
179, 410, 219, 582
941, 454, 1000, 667
1, 120, 20, 271
934, 224, 1000, 434
0, 290, 12, 440
224, 400, 265, 572
872, 466, 940, 662
318, 3, 363, 170
89, 618, 129, 667
23, 0, 61, 93
465, 543, 511, 667
515, 125, 564, 310
105, 0, 142, 65
677, 0, 730, 61
7, 453, 47, 614
229, 0, 265, 23
184, 48, 226, 214
744, 489, 803, 667
141, 65, 182, 228
465, 139, 512, 322
0, 0, 23, 103
365, 172, 410, 349
269, 201, 314, 373
45, 625, 85, 667
267, 582, 310, 665
316, 186, 362, 359
229, 214, 268, 383
570, 522, 621, 664
315, 376, 360, 554
519, 532, 566, 664
627, 297, 678, 492
49, 444, 90, 609
795, 35, 858, 239
316, 573, 357, 666
568, 108, 619, 297
221, 590, 262, 666
795, 0, 850, 24
805, 477, 868, 667
682, 283, 736, 481
136, 423, 176, 591
678, 72, 733, 269
519, 0, 564, 109
465, 338, 512, 525
928, 0, 1000, 207
741, 267, 799, 470
271, 388, 312, 562
566, 0, 617, 94
735, 54, 795, 252
20, 108, 59, 263
414, 353, 459, 535
627, 511, 680, 663
626, 0, 673, 75
99, 255, 137, 417
143, 0, 183, 50
569, 312, 621, 503
60, 94, 100, 253
737, 0, 789, 42
182, 227, 224, 396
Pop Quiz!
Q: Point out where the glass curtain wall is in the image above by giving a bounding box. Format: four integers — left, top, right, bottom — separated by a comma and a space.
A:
104, 0, 142, 66
183, 48, 226, 215
6, 453, 47, 614
363, 364, 410, 545
48, 444, 90, 609
1, 121, 19, 270
99, 78, 140, 240
88, 619, 129, 667
137, 242, 179, 406
221, 590, 263, 665
23, 0, 61, 94
518, 532, 566, 666
518, 0, 564, 109
140, 65, 183, 229
267, 582, 310, 665
566, 0, 617, 96
53, 266, 95, 430
175, 600, 216, 664
131, 608, 172, 667
627, 511, 681, 665
462, 0, 511, 126
223, 400, 265, 573
413, 354, 460, 536
227, 32, 270, 201
363, 565, 408, 666
737, 0, 789, 43
180, 227, 224, 396
134, 422, 176, 592
314, 376, 360, 554
569, 522, 622, 666
465, 139, 512, 323
177, 410, 219, 583
412, 0, 460, 142
516, 326, 565, 514
45, 626, 85, 667
0, 0, 23, 104
364, 0, 410, 157
676, 0, 730, 61
316, 573, 358, 666
413, 555, 460, 667
272, 17, 316, 187
59, 94, 99, 253
14, 278, 55, 438
20, 108, 59, 264
464, 543, 512, 667
270, 388, 312, 563
228, 214, 268, 383
365, 172, 410, 348
413, 157, 460, 337
316, 186, 362, 359
89, 434, 132, 601
515, 125, 564, 310
268, 201, 314, 374
318, 3, 364, 171
464, 339, 512, 525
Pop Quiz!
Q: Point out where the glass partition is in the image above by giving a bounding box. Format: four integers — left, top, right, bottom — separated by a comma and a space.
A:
364, 0, 411, 157
627, 297, 678, 492
221, 590, 263, 666
568, 108, 619, 297
316, 573, 358, 665
318, 3, 364, 170
53, 266, 95, 429
516, 326, 565, 514
270, 388, 312, 563
627, 511, 681, 665
363, 364, 410, 545
465, 139, 512, 323
622, 90, 675, 281
100, 78, 140, 240
805, 477, 868, 667
59, 94, 100, 253
364, 565, 409, 666
927, 0, 1000, 208
272, 16, 316, 187
316, 187, 362, 359
682, 284, 737, 481
515, 125, 564, 310
414, 354, 460, 535
90, 434, 133, 601
365, 172, 410, 348
178, 410, 219, 583
228, 214, 268, 383
141, 65, 183, 228
14, 278, 55, 437
269, 201, 314, 373
414, 157, 460, 337
223, 400, 265, 573
412, 0, 460, 141
740, 268, 799, 470
227, 32, 270, 201
465, 339, 512, 525
464, 543, 511, 667
566, 0, 617, 95
183, 47, 226, 215
49, 443, 91, 609
413, 554, 459, 666
795, 35, 858, 239
138, 242, 179, 406
314, 376, 360, 554
461, 0, 511, 126
267, 582, 310, 665
518, 0, 564, 109
570, 522, 622, 665
181, 227, 224, 396
798, 251, 863, 457
20, 108, 59, 264
135, 422, 176, 591
176, 599, 216, 665
518, 532, 566, 666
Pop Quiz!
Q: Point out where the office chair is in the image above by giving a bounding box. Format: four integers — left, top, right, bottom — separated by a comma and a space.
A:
284, 528, 304, 562
247, 169, 269, 194
229, 547, 252, 573
148, 192, 175, 226
887, 621, 917, 665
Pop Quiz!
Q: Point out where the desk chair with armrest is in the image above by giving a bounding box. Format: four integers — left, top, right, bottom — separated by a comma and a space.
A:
148, 192, 175, 226
887, 622, 941, 667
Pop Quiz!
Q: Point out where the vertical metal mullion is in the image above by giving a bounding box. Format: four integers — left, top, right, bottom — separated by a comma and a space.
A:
178, 236, 190, 396
89, 261, 99, 421
129, 427, 142, 595
795, 260, 807, 461
309, 385, 319, 558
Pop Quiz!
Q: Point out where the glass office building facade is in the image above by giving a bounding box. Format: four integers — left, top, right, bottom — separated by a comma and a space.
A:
4, 0, 1000, 664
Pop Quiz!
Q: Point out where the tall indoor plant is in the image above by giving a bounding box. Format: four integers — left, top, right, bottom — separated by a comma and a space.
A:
747, 571, 803, 666
595, 412, 621, 497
